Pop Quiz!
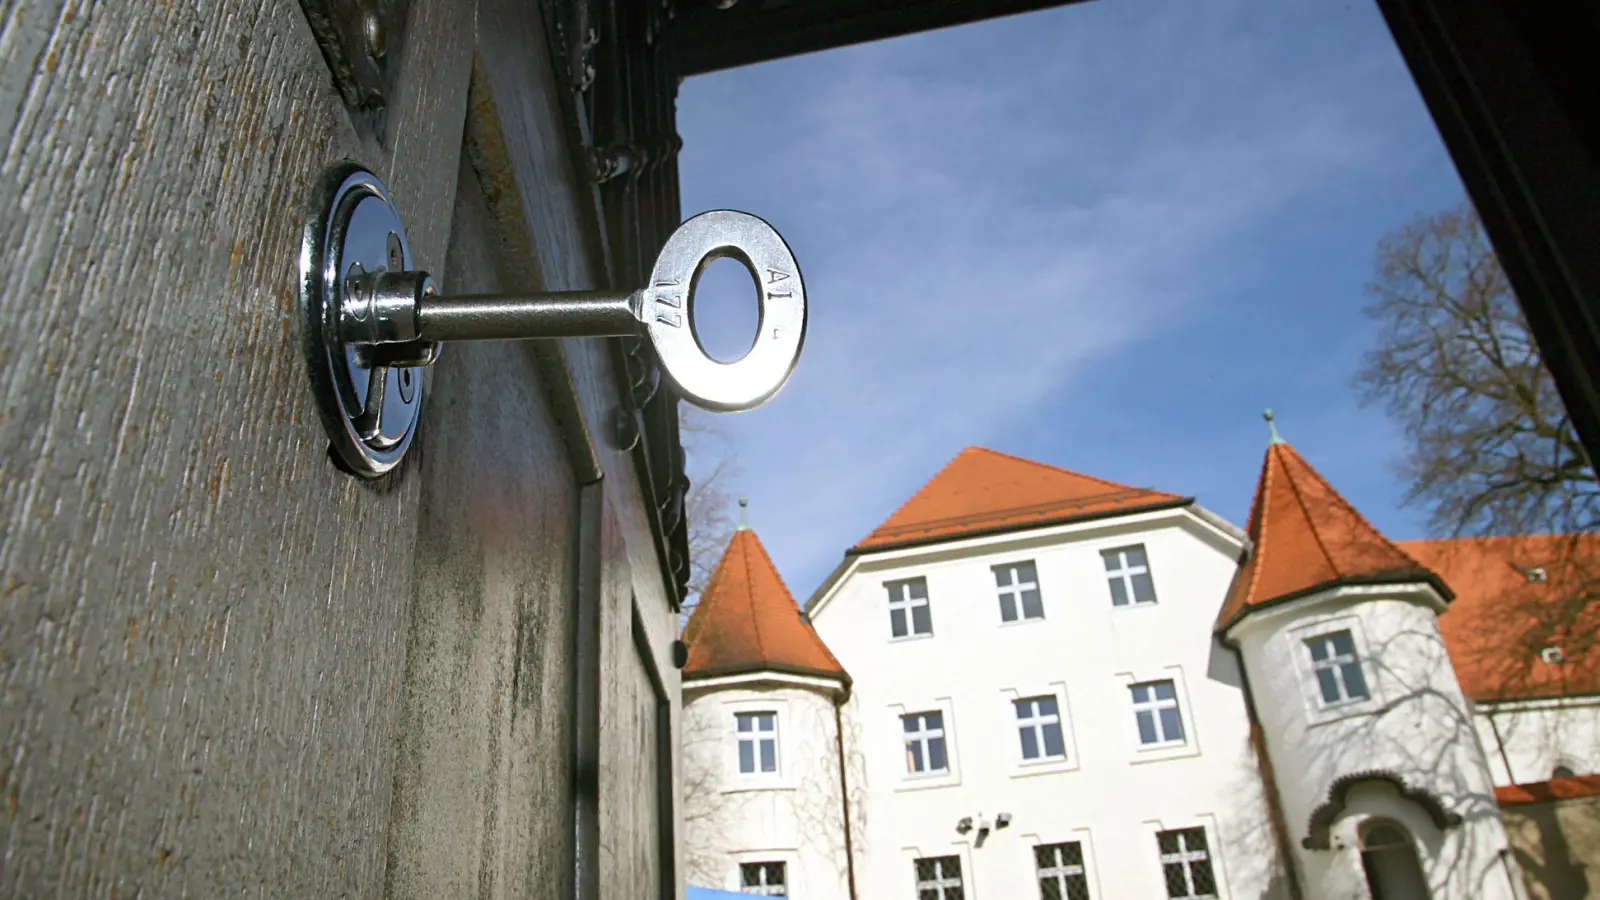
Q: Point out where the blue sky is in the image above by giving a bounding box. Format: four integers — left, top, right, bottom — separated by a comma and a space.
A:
675, 0, 1470, 598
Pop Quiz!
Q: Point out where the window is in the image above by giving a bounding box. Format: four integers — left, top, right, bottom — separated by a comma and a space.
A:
887, 578, 933, 638
1131, 681, 1185, 746
1035, 842, 1091, 900
736, 712, 778, 774
1156, 828, 1217, 899
903, 711, 949, 774
1305, 630, 1370, 705
1359, 820, 1429, 899
740, 862, 787, 897
994, 561, 1044, 622
1103, 545, 1157, 606
914, 855, 964, 900
1554, 764, 1578, 779
1015, 696, 1066, 761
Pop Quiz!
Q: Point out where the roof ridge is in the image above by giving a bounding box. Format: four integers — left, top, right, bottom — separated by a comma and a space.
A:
740, 532, 767, 664
868, 486, 1169, 537
1283, 443, 1428, 572
1238, 443, 1276, 616
855, 446, 1181, 551
857, 448, 974, 545
746, 530, 850, 673
973, 446, 1151, 493
1278, 445, 1342, 578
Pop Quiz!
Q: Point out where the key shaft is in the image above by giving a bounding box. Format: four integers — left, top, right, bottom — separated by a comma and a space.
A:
417, 290, 643, 342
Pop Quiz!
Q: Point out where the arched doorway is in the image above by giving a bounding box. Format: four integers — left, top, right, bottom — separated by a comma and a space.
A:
1360, 820, 1431, 899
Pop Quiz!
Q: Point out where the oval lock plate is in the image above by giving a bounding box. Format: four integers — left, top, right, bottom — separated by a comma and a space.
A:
644, 210, 807, 413
299, 163, 427, 477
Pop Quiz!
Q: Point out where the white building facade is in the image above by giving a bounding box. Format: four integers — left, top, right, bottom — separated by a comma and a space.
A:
680, 445, 1600, 900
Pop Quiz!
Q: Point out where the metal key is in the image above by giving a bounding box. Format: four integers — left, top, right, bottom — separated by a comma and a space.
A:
300, 165, 807, 478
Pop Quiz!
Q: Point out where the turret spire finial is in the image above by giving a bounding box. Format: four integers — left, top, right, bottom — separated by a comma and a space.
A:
1264, 409, 1285, 445
737, 496, 749, 530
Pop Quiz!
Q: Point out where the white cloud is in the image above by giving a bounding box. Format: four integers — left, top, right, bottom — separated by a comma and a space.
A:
678, 1, 1436, 592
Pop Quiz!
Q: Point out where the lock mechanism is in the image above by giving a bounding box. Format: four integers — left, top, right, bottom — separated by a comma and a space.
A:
299, 163, 807, 478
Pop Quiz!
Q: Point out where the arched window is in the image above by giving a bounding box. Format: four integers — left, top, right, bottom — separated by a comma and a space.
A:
1359, 820, 1430, 899
1553, 764, 1577, 779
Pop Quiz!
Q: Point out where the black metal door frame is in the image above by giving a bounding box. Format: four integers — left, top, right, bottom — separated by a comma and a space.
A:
1377, 0, 1600, 468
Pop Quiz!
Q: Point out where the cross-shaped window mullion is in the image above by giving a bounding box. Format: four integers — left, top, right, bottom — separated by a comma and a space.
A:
915, 858, 962, 899
1159, 831, 1213, 898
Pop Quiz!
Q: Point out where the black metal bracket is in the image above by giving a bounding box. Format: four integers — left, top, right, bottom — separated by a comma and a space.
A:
297, 0, 412, 142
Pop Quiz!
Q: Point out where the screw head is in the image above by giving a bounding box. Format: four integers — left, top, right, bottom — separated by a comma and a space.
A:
363, 9, 386, 60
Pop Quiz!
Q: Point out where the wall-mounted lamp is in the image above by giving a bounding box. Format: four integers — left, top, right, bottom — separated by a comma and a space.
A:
955, 817, 973, 834
996, 812, 1012, 829
974, 815, 992, 848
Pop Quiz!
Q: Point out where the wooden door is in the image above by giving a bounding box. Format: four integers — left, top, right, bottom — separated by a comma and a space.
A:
0, 0, 683, 897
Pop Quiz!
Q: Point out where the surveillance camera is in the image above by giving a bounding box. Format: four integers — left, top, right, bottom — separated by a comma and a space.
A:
956, 817, 973, 833
977, 817, 992, 834
996, 813, 1012, 829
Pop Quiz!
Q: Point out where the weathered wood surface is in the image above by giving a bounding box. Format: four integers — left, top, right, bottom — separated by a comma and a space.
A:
0, 0, 471, 894
468, 2, 685, 896
381, 150, 581, 900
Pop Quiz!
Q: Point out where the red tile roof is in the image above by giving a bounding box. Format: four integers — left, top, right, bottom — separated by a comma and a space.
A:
1495, 773, 1600, 807
1404, 534, 1600, 703
853, 447, 1188, 553
682, 529, 848, 684
1217, 442, 1447, 632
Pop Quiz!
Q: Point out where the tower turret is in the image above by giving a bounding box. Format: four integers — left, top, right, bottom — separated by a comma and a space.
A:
1219, 418, 1520, 898
680, 518, 855, 898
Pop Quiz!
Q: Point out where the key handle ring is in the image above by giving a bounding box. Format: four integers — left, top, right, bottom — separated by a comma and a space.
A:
644, 210, 807, 412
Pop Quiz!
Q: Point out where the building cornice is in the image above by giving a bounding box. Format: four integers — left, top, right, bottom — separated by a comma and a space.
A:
1220, 580, 1451, 646
682, 667, 849, 699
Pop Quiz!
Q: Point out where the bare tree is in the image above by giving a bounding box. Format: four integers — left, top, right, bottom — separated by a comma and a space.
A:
1356, 203, 1598, 540
1356, 203, 1600, 677
680, 405, 741, 622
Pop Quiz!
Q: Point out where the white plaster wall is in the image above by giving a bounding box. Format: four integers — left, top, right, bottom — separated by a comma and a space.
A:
811, 509, 1288, 900
1475, 696, 1600, 785
1231, 589, 1522, 899
681, 679, 855, 898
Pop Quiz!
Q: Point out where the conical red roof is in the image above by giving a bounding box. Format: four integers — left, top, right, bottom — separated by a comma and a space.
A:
854, 447, 1188, 552
682, 529, 848, 683
1217, 441, 1448, 632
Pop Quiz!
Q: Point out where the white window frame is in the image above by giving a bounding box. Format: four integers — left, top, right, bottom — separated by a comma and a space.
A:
1015, 695, 1067, 763
912, 853, 965, 900
886, 577, 934, 640
1155, 826, 1219, 899
1102, 544, 1158, 607
890, 698, 961, 791
994, 559, 1045, 624
903, 710, 950, 776
1022, 828, 1103, 900
1286, 614, 1382, 726
722, 697, 795, 791
1002, 684, 1081, 777
730, 849, 799, 898
1130, 680, 1185, 746
1304, 629, 1370, 706
1115, 669, 1200, 764
1141, 817, 1230, 900
738, 860, 788, 897
1035, 840, 1092, 900
735, 710, 780, 775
